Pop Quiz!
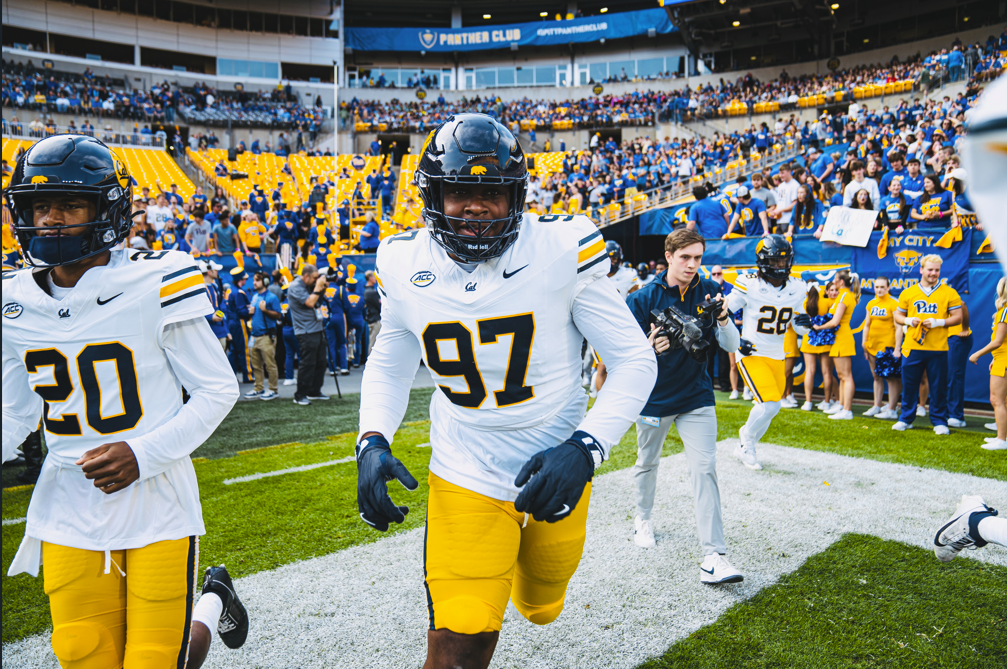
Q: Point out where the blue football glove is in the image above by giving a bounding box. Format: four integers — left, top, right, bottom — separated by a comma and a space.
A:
514, 431, 603, 523
793, 313, 812, 328
738, 338, 758, 356
355, 434, 418, 532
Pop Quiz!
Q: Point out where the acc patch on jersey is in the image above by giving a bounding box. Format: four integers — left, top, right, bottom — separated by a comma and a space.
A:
411, 271, 436, 287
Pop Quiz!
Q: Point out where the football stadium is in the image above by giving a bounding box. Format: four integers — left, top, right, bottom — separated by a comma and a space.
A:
2, 0, 1007, 667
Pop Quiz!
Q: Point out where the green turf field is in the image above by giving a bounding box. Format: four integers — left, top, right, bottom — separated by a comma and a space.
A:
3, 388, 1005, 664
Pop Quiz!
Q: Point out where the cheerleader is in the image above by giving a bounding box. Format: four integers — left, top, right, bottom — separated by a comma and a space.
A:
861, 276, 903, 419
800, 282, 838, 411
968, 277, 1007, 450
815, 269, 860, 419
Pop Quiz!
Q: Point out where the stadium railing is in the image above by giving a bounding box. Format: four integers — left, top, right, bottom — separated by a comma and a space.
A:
2, 122, 166, 149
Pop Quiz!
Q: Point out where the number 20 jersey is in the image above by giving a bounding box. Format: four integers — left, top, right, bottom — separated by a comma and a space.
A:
727, 274, 809, 360
363, 214, 654, 501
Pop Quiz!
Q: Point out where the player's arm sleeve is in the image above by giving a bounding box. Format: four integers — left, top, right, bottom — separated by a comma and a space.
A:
726, 280, 748, 313
1, 341, 43, 464
127, 317, 239, 481
357, 293, 421, 444
573, 275, 657, 458
715, 316, 741, 351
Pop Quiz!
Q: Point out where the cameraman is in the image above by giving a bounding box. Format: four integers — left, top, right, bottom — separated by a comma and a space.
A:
625, 228, 743, 584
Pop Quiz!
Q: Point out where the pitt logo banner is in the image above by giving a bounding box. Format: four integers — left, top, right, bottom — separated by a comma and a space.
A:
852, 228, 972, 298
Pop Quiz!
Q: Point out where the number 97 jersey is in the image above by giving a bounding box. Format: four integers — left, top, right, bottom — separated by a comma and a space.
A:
726, 274, 809, 360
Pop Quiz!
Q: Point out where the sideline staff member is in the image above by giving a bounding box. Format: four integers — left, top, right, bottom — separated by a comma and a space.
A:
626, 228, 743, 584
287, 264, 330, 405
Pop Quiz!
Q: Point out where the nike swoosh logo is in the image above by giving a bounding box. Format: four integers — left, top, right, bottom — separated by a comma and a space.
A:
96, 293, 123, 306
503, 265, 529, 279
700, 567, 715, 574
553, 504, 571, 517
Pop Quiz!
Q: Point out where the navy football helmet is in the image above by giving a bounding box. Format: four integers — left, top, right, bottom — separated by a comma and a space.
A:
755, 234, 794, 282
605, 240, 622, 272
7, 134, 134, 268
414, 113, 528, 262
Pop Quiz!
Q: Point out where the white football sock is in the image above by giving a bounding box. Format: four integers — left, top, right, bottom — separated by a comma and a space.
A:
977, 515, 1007, 548
191, 592, 223, 639
742, 400, 781, 445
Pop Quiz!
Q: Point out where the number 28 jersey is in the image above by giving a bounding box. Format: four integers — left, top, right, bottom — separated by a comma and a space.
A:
726, 274, 810, 360
359, 214, 655, 501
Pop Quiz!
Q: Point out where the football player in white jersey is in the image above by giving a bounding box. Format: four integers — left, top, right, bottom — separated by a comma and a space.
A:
726, 235, 812, 470
590, 240, 639, 392
2, 135, 247, 668
355, 114, 656, 669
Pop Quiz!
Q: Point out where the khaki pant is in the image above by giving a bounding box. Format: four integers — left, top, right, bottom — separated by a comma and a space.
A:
250, 334, 278, 393
368, 319, 382, 353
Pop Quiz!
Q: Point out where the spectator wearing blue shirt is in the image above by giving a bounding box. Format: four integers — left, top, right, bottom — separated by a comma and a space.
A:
156, 220, 181, 250
343, 271, 369, 367
879, 179, 912, 231
687, 185, 733, 239
948, 46, 965, 81
911, 175, 953, 229
370, 139, 381, 156
380, 170, 395, 215
325, 284, 349, 375
356, 212, 381, 253
791, 184, 826, 234
724, 187, 769, 237
249, 188, 269, 220
225, 268, 254, 384
245, 272, 282, 399
212, 214, 240, 256
200, 260, 229, 348
901, 158, 926, 202
878, 152, 908, 196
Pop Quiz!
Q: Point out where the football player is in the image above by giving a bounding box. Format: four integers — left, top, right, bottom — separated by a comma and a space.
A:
726, 235, 812, 470
591, 240, 639, 391
355, 114, 656, 669
2, 135, 248, 668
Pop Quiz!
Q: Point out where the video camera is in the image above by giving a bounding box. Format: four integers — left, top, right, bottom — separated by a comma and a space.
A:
650, 298, 725, 362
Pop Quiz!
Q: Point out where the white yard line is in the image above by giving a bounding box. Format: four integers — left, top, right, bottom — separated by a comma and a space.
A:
2, 517, 26, 527
5, 441, 1006, 669
222, 456, 355, 485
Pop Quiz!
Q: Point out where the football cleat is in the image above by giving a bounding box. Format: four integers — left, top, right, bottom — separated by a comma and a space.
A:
201, 566, 249, 649
634, 516, 656, 548
933, 495, 998, 562
892, 421, 913, 431
934, 425, 950, 436
700, 554, 744, 584
733, 442, 762, 470
863, 405, 882, 417
947, 418, 967, 428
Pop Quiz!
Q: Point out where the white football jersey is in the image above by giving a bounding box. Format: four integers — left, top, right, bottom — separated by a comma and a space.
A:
359, 214, 656, 501
608, 264, 639, 298
2, 249, 238, 575
726, 274, 809, 360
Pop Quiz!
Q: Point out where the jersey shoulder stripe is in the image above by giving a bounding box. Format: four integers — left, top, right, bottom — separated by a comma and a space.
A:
576, 230, 606, 273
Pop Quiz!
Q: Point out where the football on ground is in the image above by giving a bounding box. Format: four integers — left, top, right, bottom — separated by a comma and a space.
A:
3, 389, 1006, 667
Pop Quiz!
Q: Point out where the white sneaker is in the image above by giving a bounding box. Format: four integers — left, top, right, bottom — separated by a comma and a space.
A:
283, 379, 296, 386
780, 397, 798, 409
243, 390, 262, 399
260, 390, 278, 400
917, 405, 928, 417
829, 409, 854, 420
783, 393, 797, 405
729, 390, 739, 400
634, 517, 656, 548
876, 407, 898, 420
801, 401, 814, 411
982, 439, 1007, 450
743, 388, 753, 401
863, 405, 882, 417
933, 495, 998, 562
947, 418, 967, 428
700, 554, 744, 584
733, 442, 762, 470
934, 425, 950, 435
816, 400, 829, 410
985, 422, 998, 431
892, 421, 913, 431
824, 403, 842, 414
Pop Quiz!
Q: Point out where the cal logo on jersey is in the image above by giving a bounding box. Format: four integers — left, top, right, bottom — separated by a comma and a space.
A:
894, 249, 921, 273
913, 300, 939, 315
411, 271, 436, 287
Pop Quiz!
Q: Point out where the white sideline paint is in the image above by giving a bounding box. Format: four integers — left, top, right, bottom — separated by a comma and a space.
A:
222, 456, 355, 485
4, 440, 1006, 668
2, 517, 26, 527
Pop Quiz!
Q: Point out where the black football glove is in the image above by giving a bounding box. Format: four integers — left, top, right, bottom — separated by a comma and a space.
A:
356, 434, 418, 532
738, 338, 758, 356
794, 313, 812, 328
514, 431, 602, 523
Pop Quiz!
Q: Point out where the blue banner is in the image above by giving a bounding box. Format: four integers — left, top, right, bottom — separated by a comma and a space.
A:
341, 8, 675, 52
851, 229, 972, 297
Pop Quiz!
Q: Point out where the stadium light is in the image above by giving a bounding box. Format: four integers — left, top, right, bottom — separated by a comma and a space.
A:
540, 11, 548, 17
863, 38, 870, 43
483, 14, 491, 19
600, 7, 608, 12
831, 3, 839, 8
733, 20, 740, 26
719, 0, 726, 4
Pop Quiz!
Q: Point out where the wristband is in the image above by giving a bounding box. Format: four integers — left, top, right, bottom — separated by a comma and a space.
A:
933, 318, 946, 328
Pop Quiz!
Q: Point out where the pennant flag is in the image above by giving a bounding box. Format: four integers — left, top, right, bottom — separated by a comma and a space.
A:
934, 225, 963, 249
877, 225, 889, 259
978, 235, 995, 254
